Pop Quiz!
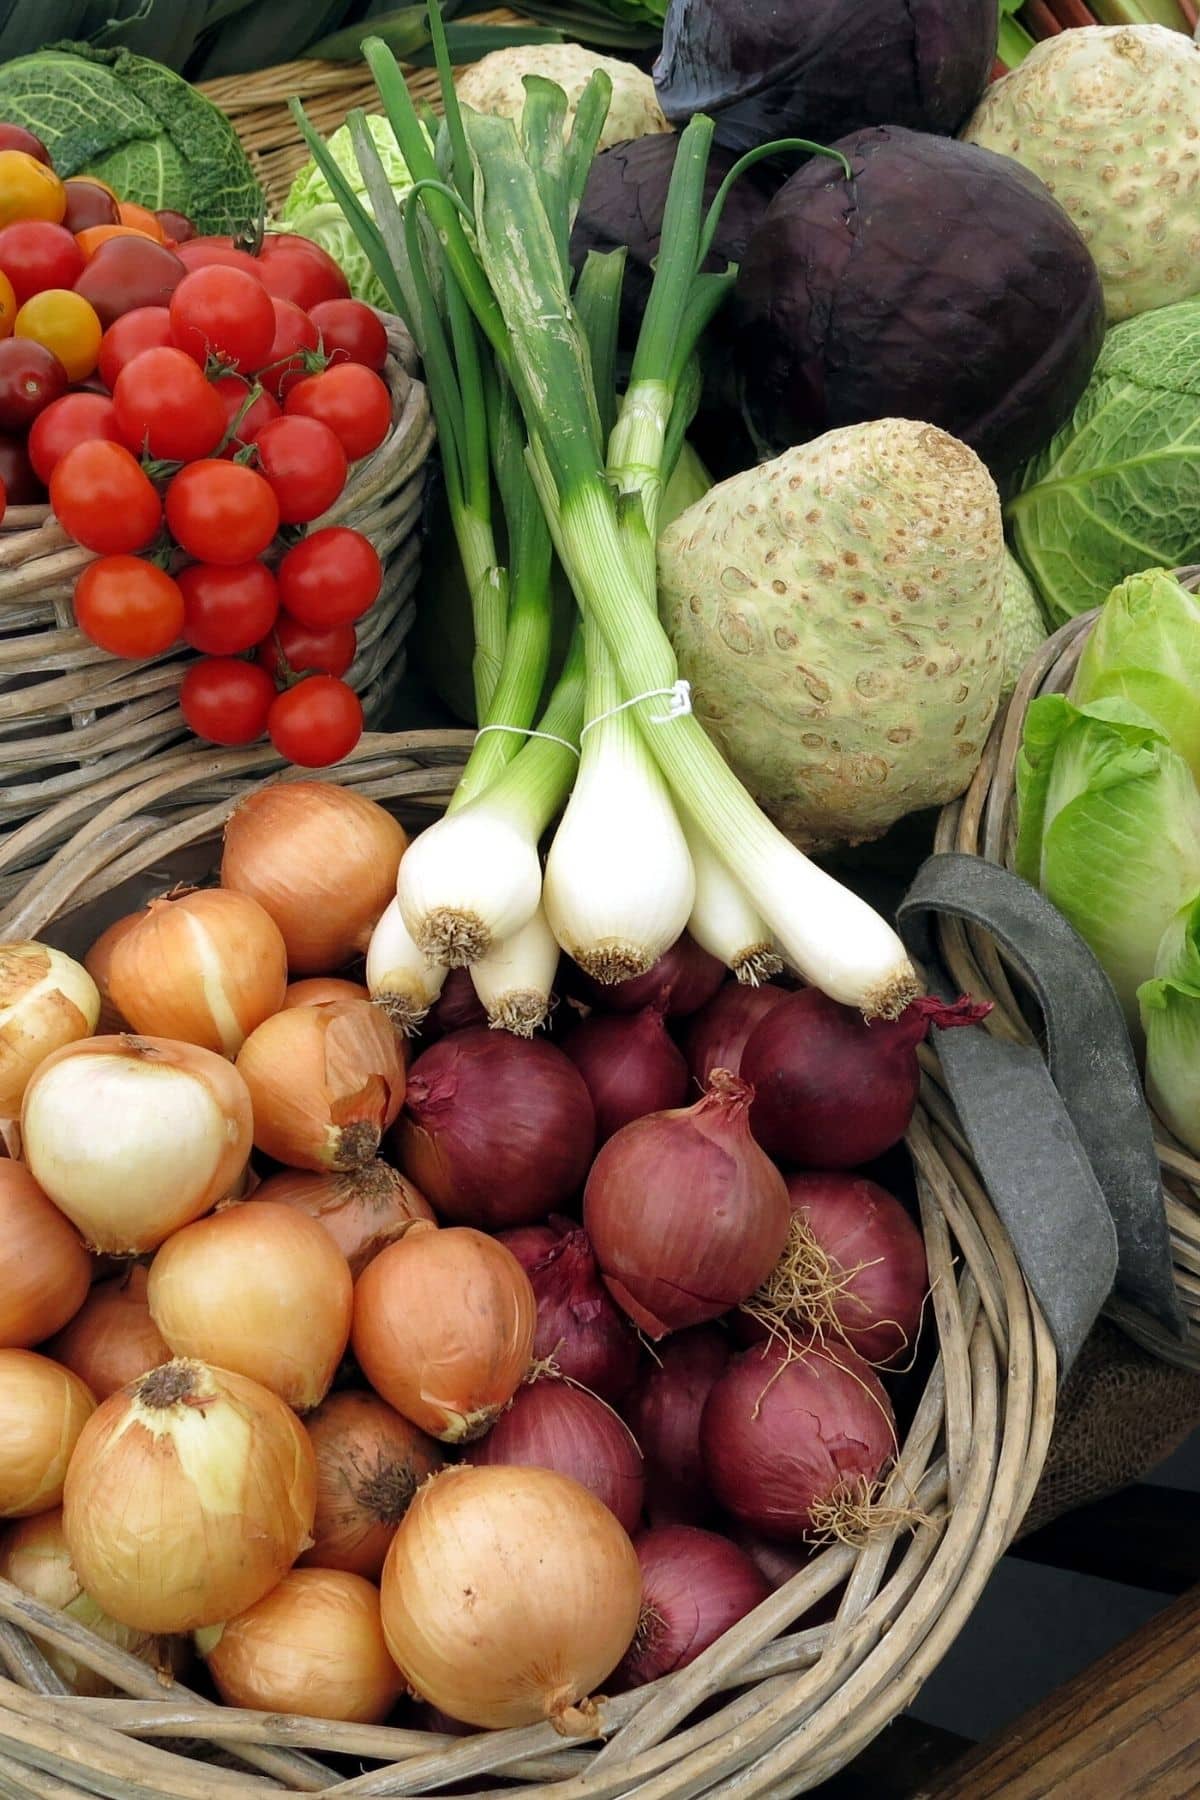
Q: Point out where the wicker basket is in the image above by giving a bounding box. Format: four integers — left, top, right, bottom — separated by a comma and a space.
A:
0, 745, 1058, 1797
934, 567, 1200, 1371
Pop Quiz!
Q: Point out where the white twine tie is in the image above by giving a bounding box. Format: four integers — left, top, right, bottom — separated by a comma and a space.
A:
473, 724, 580, 756
579, 679, 693, 741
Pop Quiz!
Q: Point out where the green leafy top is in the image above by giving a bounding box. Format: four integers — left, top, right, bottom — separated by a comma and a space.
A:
1070, 568, 1200, 784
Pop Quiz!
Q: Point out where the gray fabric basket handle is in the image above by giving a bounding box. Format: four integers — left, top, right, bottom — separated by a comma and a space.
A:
898, 852, 1184, 1375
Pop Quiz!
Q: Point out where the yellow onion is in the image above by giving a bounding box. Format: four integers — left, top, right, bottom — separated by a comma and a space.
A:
381, 1465, 641, 1732
352, 1225, 535, 1442
300, 1389, 443, 1580
197, 1568, 404, 1723
148, 1202, 353, 1413
0, 941, 99, 1116
0, 1161, 92, 1349
46, 1264, 169, 1400
83, 912, 144, 1034
253, 1162, 434, 1278
221, 782, 408, 976
283, 978, 369, 1009
0, 1350, 95, 1518
0, 1508, 189, 1695
21, 1036, 254, 1254
236, 1001, 405, 1172
63, 1358, 316, 1633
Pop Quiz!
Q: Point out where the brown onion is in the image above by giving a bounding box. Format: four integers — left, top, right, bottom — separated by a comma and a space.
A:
395, 1028, 594, 1229
0, 941, 100, 1116
381, 1464, 641, 1732
253, 1161, 434, 1278
284, 978, 370, 1008
236, 1000, 405, 1171
46, 1265, 169, 1400
63, 1358, 316, 1632
352, 1224, 535, 1442
498, 1217, 638, 1403
683, 981, 790, 1087
221, 782, 408, 975
471, 1379, 644, 1532
561, 1005, 689, 1143
300, 1388, 443, 1579
583, 934, 724, 1018
0, 1162, 92, 1349
0, 1351, 95, 1518
84, 912, 144, 1034
623, 1326, 729, 1528
584, 1072, 790, 1338
615, 1526, 768, 1688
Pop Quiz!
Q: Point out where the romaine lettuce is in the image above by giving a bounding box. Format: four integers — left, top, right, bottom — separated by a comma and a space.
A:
1071, 568, 1200, 784
1139, 895, 1200, 1154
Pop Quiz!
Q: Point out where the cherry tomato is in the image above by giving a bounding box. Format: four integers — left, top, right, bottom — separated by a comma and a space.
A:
169, 265, 276, 377
309, 299, 388, 372
276, 526, 382, 627
255, 234, 349, 311
29, 393, 122, 484
0, 153, 65, 229
285, 363, 391, 463
0, 337, 67, 430
260, 296, 318, 400
156, 210, 195, 246
253, 416, 347, 526
14, 289, 102, 382
0, 434, 44, 504
268, 674, 362, 767
74, 237, 185, 330
117, 203, 165, 244
212, 374, 279, 456
175, 238, 264, 281
74, 224, 159, 259
0, 474, 6, 525
0, 222, 84, 303
0, 126, 50, 166
181, 656, 276, 746
97, 306, 174, 391
50, 440, 162, 554
73, 555, 184, 658
113, 346, 225, 462
178, 560, 279, 655
62, 181, 119, 236
0, 271, 14, 341
258, 614, 356, 682
165, 460, 279, 565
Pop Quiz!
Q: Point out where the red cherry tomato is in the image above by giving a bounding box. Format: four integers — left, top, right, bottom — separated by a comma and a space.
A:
175, 238, 264, 282
255, 234, 349, 311
73, 555, 184, 658
0, 125, 51, 166
285, 363, 391, 463
178, 560, 279, 655
28, 392, 122, 484
257, 614, 356, 682
0, 433, 44, 504
0, 222, 84, 303
0, 337, 67, 431
97, 306, 175, 391
73, 236, 185, 330
261, 296, 319, 400
181, 656, 276, 746
62, 180, 120, 235
268, 674, 363, 767
253, 415, 347, 526
276, 526, 382, 628
50, 441, 162, 554
113, 346, 225, 463
169, 265, 276, 376
156, 210, 195, 246
165, 460, 279, 565
212, 374, 279, 456
309, 299, 388, 372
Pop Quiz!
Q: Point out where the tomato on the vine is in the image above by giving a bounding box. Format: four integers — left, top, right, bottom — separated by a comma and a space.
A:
309, 299, 388, 373
181, 657, 276, 746
255, 234, 349, 311
0, 337, 67, 431
14, 289, 102, 382
285, 363, 391, 463
260, 296, 318, 400
0, 223, 84, 304
165, 459, 280, 564
113, 346, 225, 462
74, 236, 185, 329
61, 181, 119, 236
178, 560, 279, 655
257, 614, 356, 682
29, 393, 122, 484
253, 416, 347, 525
268, 675, 363, 767
0, 153, 65, 229
212, 374, 279, 456
0, 127, 50, 166
97, 307, 175, 391
50, 441, 162, 555
276, 526, 381, 627
169, 265, 276, 376
73, 556, 185, 658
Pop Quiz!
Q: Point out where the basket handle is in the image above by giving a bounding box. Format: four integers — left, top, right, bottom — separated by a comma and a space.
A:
898, 851, 1184, 1373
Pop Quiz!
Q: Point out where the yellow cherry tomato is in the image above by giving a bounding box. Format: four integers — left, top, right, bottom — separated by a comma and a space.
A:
0, 151, 66, 228
0, 272, 15, 341
14, 290, 103, 382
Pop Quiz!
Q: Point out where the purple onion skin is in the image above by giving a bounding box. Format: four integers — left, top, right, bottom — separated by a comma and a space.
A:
497, 1217, 639, 1404
470, 1379, 645, 1533
583, 934, 725, 1018
420, 968, 487, 1041
561, 1006, 690, 1144
624, 1326, 730, 1528
683, 981, 790, 1087
614, 1525, 769, 1688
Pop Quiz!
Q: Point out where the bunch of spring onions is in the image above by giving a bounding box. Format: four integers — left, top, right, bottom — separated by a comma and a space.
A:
292, 21, 920, 1038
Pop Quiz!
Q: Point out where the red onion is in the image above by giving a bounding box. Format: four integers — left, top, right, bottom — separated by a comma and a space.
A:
422, 969, 487, 1041
561, 1006, 689, 1143
684, 982, 790, 1088
614, 1526, 769, 1688
623, 1326, 729, 1527
584, 1072, 790, 1338
727, 1525, 812, 1592
701, 1339, 896, 1543
394, 1029, 595, 1229
497, 1217, 639, 1403
584, 934, 724, 1017
470, 1379, 645, 1533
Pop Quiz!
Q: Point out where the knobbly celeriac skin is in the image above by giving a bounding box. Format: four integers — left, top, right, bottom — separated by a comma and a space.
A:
657, 419, 1005, 852
455, 44, 669, 151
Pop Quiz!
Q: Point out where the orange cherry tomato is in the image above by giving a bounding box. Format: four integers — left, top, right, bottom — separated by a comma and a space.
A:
14, 290, 103, 383
0, 273, 15, 341
75, 224, 158, 259
117, 203, 166, 244
0, 152, 66, 228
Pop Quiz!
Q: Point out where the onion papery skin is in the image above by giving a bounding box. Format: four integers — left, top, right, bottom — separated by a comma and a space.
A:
0, 1162, 92, 1349
352, 1225, 535, 1442
614, 1526, 769, 1688
0, 941, 100, 1115
284, 978, 370, 1008
700, 1339, 896, 1543
380, 1464, 642, 1732
63, 1358, 316, 1633
46, 1264, 169, 1400
396, 1029, 595, 1230
584, 1072, 790, 1338
199, 1568, 405, 1724
421, 968, 488, 1041
221, 782, 408, 975
21, 1035, 254, 1255
497, 1218, 639, 1403
0, 1351, 95, 1518
108, 888, 288, 1059
583, 933, 725, 1018
741, 989, 927, 1168
84, 912, 144, 1035
623, 1327, 730, 1528
148, 1202, 353, 1413
728, 1524, 813, 1593
561, 1006, 689, 1144
684, 982, 790, 1088
236, 1000, 405, 1172
0, 1508, 190, 1695
253, 1162, 435, 1278
471, 1380, 645, 1533
300, 1388, 443, 1580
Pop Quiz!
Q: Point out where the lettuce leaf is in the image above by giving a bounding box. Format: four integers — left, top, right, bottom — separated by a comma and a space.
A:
1139, 894, 1200, 1154
1071, 567, 1200, 783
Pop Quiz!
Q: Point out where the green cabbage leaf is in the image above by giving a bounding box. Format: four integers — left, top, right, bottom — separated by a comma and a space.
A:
1139, 894, 1200, 1154
281, 113, 430, 310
